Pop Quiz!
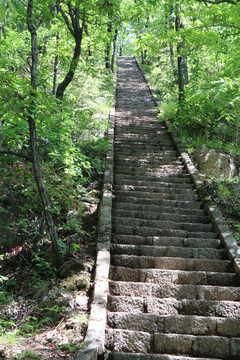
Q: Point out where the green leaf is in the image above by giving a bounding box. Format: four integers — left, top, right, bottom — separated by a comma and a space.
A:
0, 0, 6, 20
57, 240, 67, 249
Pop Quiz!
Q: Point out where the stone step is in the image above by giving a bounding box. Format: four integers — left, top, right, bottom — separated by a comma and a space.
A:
105, 329, 150, 354
112, 222, 214, 235
110, 266, 239, 286
113, 209, 210, 224
111, 245, 227, 260
114, 185, 195, 195
114, 165, 185, 174
111, 255, 230, 272
110, 353, 220, 360
107, 313, 240, 337
113, 198, 202, 210
114, 152, 178, 159
109, 281, 240, 301
114, 190, 197, 201
114, 179, 193, 189
112, 227, 217, 239
111, 235, 222, 248
154, 333, 240, 359
112, 203, 204, 216
107, 295, 240, 318
114, 158, 182, 166
115, 173, 191, 183
105, 329, 240, 358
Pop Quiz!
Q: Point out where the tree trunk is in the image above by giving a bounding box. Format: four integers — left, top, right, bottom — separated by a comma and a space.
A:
175, 7, 185, 102
111, 28, 118, 72
53, 32, 60, 96
56, 5, 84, 100
27, 0, 63, 266
56, 32, 83, 99
169, 41, 178, 78
105, 22, 112, 70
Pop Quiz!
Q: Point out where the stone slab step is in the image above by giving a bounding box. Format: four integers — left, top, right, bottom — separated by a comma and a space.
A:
106, 330, 240, 358
111, 255, 231, 272
110, 353, 220, 360
111, 245, 227, 260
112, 203, 204, 216
112, 228, 217, 239
105, 329, 150, 353
109, 281, 240, 301
114, 190, 197, 201
154, 333, 240, 359
113, 210, 210, 224
114, 185, 195, 195
114, 166, 185, 175
113, 198, 202, 210
114, 160, 182, 167
113, 218, 213, 233
111, 235, 222, 248
115, 173, 191, 183
108, 295, 240, 318
107, 313, 240, 337
112, 225, 216, 239
110, 266, 239, 286
114, 179, 193, 189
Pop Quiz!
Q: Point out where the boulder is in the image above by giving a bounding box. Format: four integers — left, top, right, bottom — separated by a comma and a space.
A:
193, 148, 237, 179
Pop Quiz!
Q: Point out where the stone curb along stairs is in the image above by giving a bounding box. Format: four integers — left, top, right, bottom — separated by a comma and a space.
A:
76, 57, 240, 360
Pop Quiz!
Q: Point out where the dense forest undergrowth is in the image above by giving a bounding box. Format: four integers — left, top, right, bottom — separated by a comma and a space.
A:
0, 0, 240, 358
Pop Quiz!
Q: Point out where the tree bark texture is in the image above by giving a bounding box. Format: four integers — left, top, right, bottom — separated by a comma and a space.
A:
105, 21, 112, 70
27, 0, 63, 266
175, 8, 185, 102
56, 3, 84, 100
111, 28, 118, 72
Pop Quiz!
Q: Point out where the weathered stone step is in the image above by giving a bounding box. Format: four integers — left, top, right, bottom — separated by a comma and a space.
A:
113, 198, 202, 210
112, 203, 204, 216
114, 178, 193, 188
109, 281, 240, 301
112, 221, 214, 235
112, 227, 217, 239
114, 185, 195, 195
114, 159, 182, 167
114, 166, 185, 177
108, 295, 240, 318
107, 313, 240, 337
105, 329, 150, 354
154, 333, 240, 359
106, 329, 240, 358
111, 244, 227, 260
115, 173, 191, 183
110, 266, 239, 286
114, 190, 197, 201
111, 235, 222, 248
110, 353, 220, 360
111, 255, 230, 272
113, 209, 210, 224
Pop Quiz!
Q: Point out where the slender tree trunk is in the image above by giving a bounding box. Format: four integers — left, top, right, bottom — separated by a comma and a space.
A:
105, 21, 112, 70
183, 53, 189, 85
175, 7, 185, 102
56, 5, 84, 100
169, 41, 177, 77
53, 32, 60, 96
27, 0, 63, 266
111, 28, 118, 72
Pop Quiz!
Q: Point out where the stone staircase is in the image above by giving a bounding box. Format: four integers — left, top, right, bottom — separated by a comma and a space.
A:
104, 57, 240, 360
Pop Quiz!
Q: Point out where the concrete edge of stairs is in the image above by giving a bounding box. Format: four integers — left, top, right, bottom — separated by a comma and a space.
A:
134, 56, 240, 278
75, 78, 117, 360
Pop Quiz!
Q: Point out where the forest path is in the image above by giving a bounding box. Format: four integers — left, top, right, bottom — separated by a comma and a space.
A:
104, 56, 240, 359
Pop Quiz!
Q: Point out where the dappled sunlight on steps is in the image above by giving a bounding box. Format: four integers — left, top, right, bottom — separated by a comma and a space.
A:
105, 56, 240, 360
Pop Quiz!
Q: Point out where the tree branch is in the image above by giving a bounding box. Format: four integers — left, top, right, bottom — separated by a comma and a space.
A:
0, 150, 32, 161
195, 0, 239, 5
192, 24, 240, 30
57, 2, 74, 36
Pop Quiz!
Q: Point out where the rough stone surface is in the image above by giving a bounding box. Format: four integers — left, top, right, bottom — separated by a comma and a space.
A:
193, 147, 236, 179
